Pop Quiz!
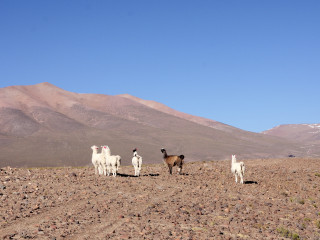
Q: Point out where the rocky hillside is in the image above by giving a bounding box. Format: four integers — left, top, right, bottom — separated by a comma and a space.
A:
263, 124, 320, 142
263, 124, 320, 157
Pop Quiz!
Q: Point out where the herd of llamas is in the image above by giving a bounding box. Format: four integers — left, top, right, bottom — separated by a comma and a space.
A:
91, 145, 245, 183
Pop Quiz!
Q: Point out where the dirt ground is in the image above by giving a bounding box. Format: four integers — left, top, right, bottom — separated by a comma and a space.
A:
1, 158, 320, 239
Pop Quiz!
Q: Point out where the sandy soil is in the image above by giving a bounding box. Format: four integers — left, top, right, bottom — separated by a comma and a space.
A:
1, 158, 320, 239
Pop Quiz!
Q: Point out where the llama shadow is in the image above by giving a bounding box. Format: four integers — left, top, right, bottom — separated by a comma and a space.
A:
244, 180, 258, 184
117, 173, 138, 178
179, 173, 189, 176
117, 173, 160, 178
142, 173, 160, 177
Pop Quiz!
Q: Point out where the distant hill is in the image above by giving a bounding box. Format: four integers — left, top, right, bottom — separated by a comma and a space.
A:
0, 82, 307, 167
262, 124, 320, 157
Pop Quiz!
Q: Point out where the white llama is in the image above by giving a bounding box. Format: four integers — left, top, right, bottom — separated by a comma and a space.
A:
132, 148, 142, 176
231, 155, 245, 184
101, 145, 121, 177
91, 145, 104, 175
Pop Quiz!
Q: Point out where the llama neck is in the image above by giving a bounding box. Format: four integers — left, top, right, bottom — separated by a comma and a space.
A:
104, 148, 111, 156
162, 151, 168, 159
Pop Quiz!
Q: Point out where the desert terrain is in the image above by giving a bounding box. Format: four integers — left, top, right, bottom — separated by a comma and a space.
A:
1, 157, 320, 239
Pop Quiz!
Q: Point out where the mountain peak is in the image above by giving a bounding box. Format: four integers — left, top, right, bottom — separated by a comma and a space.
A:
36, 82, 55, 87
34, 82, 65, 91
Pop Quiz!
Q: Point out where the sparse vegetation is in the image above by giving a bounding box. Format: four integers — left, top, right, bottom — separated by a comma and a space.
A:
277, 227, 300, 240
209, 221, 216, 227
316, 220, 320, 229
315, 173, 320, 177
304, 217, 312, 222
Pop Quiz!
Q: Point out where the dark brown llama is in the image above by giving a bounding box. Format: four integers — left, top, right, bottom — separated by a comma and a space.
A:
161, 148, 184, 175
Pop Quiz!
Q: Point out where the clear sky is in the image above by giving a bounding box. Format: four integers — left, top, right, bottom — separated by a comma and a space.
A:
0, 1, 319, 132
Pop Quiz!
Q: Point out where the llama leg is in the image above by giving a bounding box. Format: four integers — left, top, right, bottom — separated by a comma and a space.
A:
235, 174, 238, 183
177, 162, 183, 175
103, 164, 107, 176
138, 163, 141, 176
107, 166, 111, 176
241, 166, 245, 184
99, 165, 104, 175
112, 165, 117, 177
94, 165, 98, 175
168, 165, 173, 175
240, 174, 244, 184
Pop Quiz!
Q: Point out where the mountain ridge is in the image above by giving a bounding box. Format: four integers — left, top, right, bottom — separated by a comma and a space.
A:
0, 82, 311, 167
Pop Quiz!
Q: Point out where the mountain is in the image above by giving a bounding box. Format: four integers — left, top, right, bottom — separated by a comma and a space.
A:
0, 82, 306, 167
118, 94, 238, 132
262, 124, 320, 156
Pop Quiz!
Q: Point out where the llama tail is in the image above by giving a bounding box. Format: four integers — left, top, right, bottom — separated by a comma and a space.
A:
179, 155, 185, 160
117, 156, 121, 171
240, 162, 245, 174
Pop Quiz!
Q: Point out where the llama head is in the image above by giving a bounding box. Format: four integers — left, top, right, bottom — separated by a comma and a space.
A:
101, 145, 111, 155
91, 145, 99, 153
91, 145, 99, 150
161, 148, 166, 153
232, 155, 236, 162
133, 148, 137, 153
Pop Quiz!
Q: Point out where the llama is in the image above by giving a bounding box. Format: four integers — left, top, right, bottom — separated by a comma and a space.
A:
91, 145, 104, 175
231, 155, 245, 184
161, 148, 184, 175
132, 148, 142, 176
101, 145, 121, 177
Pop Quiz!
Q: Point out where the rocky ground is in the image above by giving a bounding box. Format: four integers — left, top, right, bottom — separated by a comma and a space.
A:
1, 158, 320, 239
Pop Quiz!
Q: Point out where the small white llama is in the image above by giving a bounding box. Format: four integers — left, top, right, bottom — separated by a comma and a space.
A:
101, 145, 121, 177
231, 155, 245, 184
91, 145, 104, 175
132, 148, 142, 176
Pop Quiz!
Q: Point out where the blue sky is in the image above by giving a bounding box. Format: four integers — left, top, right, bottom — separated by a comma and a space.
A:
0, 1, 319, 132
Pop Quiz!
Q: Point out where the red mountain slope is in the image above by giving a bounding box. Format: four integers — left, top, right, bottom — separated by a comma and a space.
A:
0, 83, 306, 167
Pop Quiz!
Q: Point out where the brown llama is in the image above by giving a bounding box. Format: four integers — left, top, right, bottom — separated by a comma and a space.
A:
161, 148, 184, 175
